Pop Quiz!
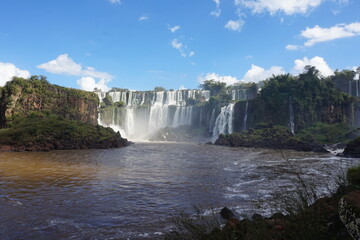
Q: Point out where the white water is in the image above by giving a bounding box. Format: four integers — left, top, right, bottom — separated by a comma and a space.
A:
97, 90, 210, 140
212, 103, 235, 142
289, 96, 295, 135
243, 100, 249, 131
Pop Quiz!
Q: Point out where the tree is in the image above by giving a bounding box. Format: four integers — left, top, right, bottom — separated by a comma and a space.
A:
199, 80, 226, 96
154, 86, 166, 92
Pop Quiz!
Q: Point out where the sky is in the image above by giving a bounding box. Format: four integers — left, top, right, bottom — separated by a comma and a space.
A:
0, 0, 359, 91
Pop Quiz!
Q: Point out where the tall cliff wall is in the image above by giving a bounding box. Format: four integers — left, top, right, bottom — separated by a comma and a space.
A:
0, 76, 99, 127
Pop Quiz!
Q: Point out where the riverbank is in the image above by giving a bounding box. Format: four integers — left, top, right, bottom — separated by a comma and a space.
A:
212, 123, 359, 153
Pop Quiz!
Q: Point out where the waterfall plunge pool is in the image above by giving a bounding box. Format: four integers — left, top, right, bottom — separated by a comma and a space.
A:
0, 142, 359, 239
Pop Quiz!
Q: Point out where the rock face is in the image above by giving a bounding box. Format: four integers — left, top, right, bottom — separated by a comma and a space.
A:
340, 137, 360, 158
0, 76, 98, 127
339, 191, 360, 239
214, 126, 328, 153
0, 77, 129, 151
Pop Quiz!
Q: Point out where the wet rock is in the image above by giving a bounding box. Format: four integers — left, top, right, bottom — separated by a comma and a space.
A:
339, 190, 360, 239
220, 207, 236, 220
339, 137, 360, 158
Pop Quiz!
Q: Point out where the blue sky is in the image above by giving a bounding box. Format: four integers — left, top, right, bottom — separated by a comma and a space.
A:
0, 0, 359, 91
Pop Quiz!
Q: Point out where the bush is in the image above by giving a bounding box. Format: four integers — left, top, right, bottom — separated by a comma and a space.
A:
347, 165, 360, 186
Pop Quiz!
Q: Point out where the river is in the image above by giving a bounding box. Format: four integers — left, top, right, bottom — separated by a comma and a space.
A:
0, 142, 359, 239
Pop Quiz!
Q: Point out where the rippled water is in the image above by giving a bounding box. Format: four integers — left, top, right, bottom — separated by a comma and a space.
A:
0, 142, 359, 239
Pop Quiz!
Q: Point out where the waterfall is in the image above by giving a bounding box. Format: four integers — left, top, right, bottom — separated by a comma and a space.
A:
289, 96, 295, 135
231, 89, 250, 101
243, 100, 249, 131
356, 80, 359, 97
212, 103, 235, 142
349, 80, 352, 96
97, 88, 243, 140
209, 108, 216, 133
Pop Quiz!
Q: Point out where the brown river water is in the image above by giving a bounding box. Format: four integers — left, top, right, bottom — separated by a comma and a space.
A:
0, 142, 359, 239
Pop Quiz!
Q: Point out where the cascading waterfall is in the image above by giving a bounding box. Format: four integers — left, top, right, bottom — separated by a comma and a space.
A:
243, 100, 249, 131
356, 80, 359, 97
289, 96, 295, 135
97, 89, 210, 140
212, 103, 235, 142
231, 89, 248, 101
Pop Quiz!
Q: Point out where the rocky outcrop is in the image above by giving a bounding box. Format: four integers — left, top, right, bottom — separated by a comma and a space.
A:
214, 126, 328, 153
339, 137, 360, 158
0, 77, 129, 151
0, 76, 98, 127
149, 126, 208, 142
339, 191, 360, 239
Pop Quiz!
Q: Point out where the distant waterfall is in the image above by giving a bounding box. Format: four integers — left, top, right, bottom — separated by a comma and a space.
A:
208, 108, 216, 133
97, 89, 209, 140
289, 96, 295, 135
349, 81, 352, 96
243, 100, 249, 131
212, 103, 235, 142
356, 80, 359, 97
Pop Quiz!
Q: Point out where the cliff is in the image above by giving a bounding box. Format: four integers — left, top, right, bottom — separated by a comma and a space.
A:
0, 76, 129, 151
0, 76, 99, 127
233, 71, 356, 133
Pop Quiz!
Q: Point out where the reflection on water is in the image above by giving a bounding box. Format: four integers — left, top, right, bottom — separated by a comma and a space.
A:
0, 142, 359, 239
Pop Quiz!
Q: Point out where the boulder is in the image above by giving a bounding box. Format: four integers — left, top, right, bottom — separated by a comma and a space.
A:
339, 190, 360, 239
339, 137, 360, 158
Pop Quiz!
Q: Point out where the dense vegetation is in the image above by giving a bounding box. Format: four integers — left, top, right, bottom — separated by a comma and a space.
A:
243, 67, 354, 131
0, 76, 128, 151
0, 76, 99, 127
0, 112, 127, 151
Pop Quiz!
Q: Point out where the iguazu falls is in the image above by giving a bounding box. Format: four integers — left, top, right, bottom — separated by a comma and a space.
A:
1, 1, 360, 240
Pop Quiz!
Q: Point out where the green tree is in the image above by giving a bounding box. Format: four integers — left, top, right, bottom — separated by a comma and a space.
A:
199, 80, 226, 96
154, 86, 166, 92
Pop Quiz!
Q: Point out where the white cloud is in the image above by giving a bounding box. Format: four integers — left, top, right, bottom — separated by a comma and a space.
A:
210, 0, 221, 17
37, 54, 112, 80
169, 25, 181, 33
38, 54, 113, 91
138, 15, 149, 21
108, 0, 121, 4
198, 72, 241, 86
225, 19, 245, 32
170, 39, 194, 57
0, 62, 30, 86
285, 44, 302, 51
171, 39, 183, 49
242, 64, 285, 82
77, 77, 110, 92
235, 0, 323, 15
293, 56, 333, 77
300, 22, 360, 47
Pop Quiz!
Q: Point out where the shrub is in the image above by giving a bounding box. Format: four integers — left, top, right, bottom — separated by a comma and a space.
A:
347, 165, 360, 186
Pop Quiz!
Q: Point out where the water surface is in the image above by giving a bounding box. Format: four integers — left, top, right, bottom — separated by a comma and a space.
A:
0, 142, 359, 239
